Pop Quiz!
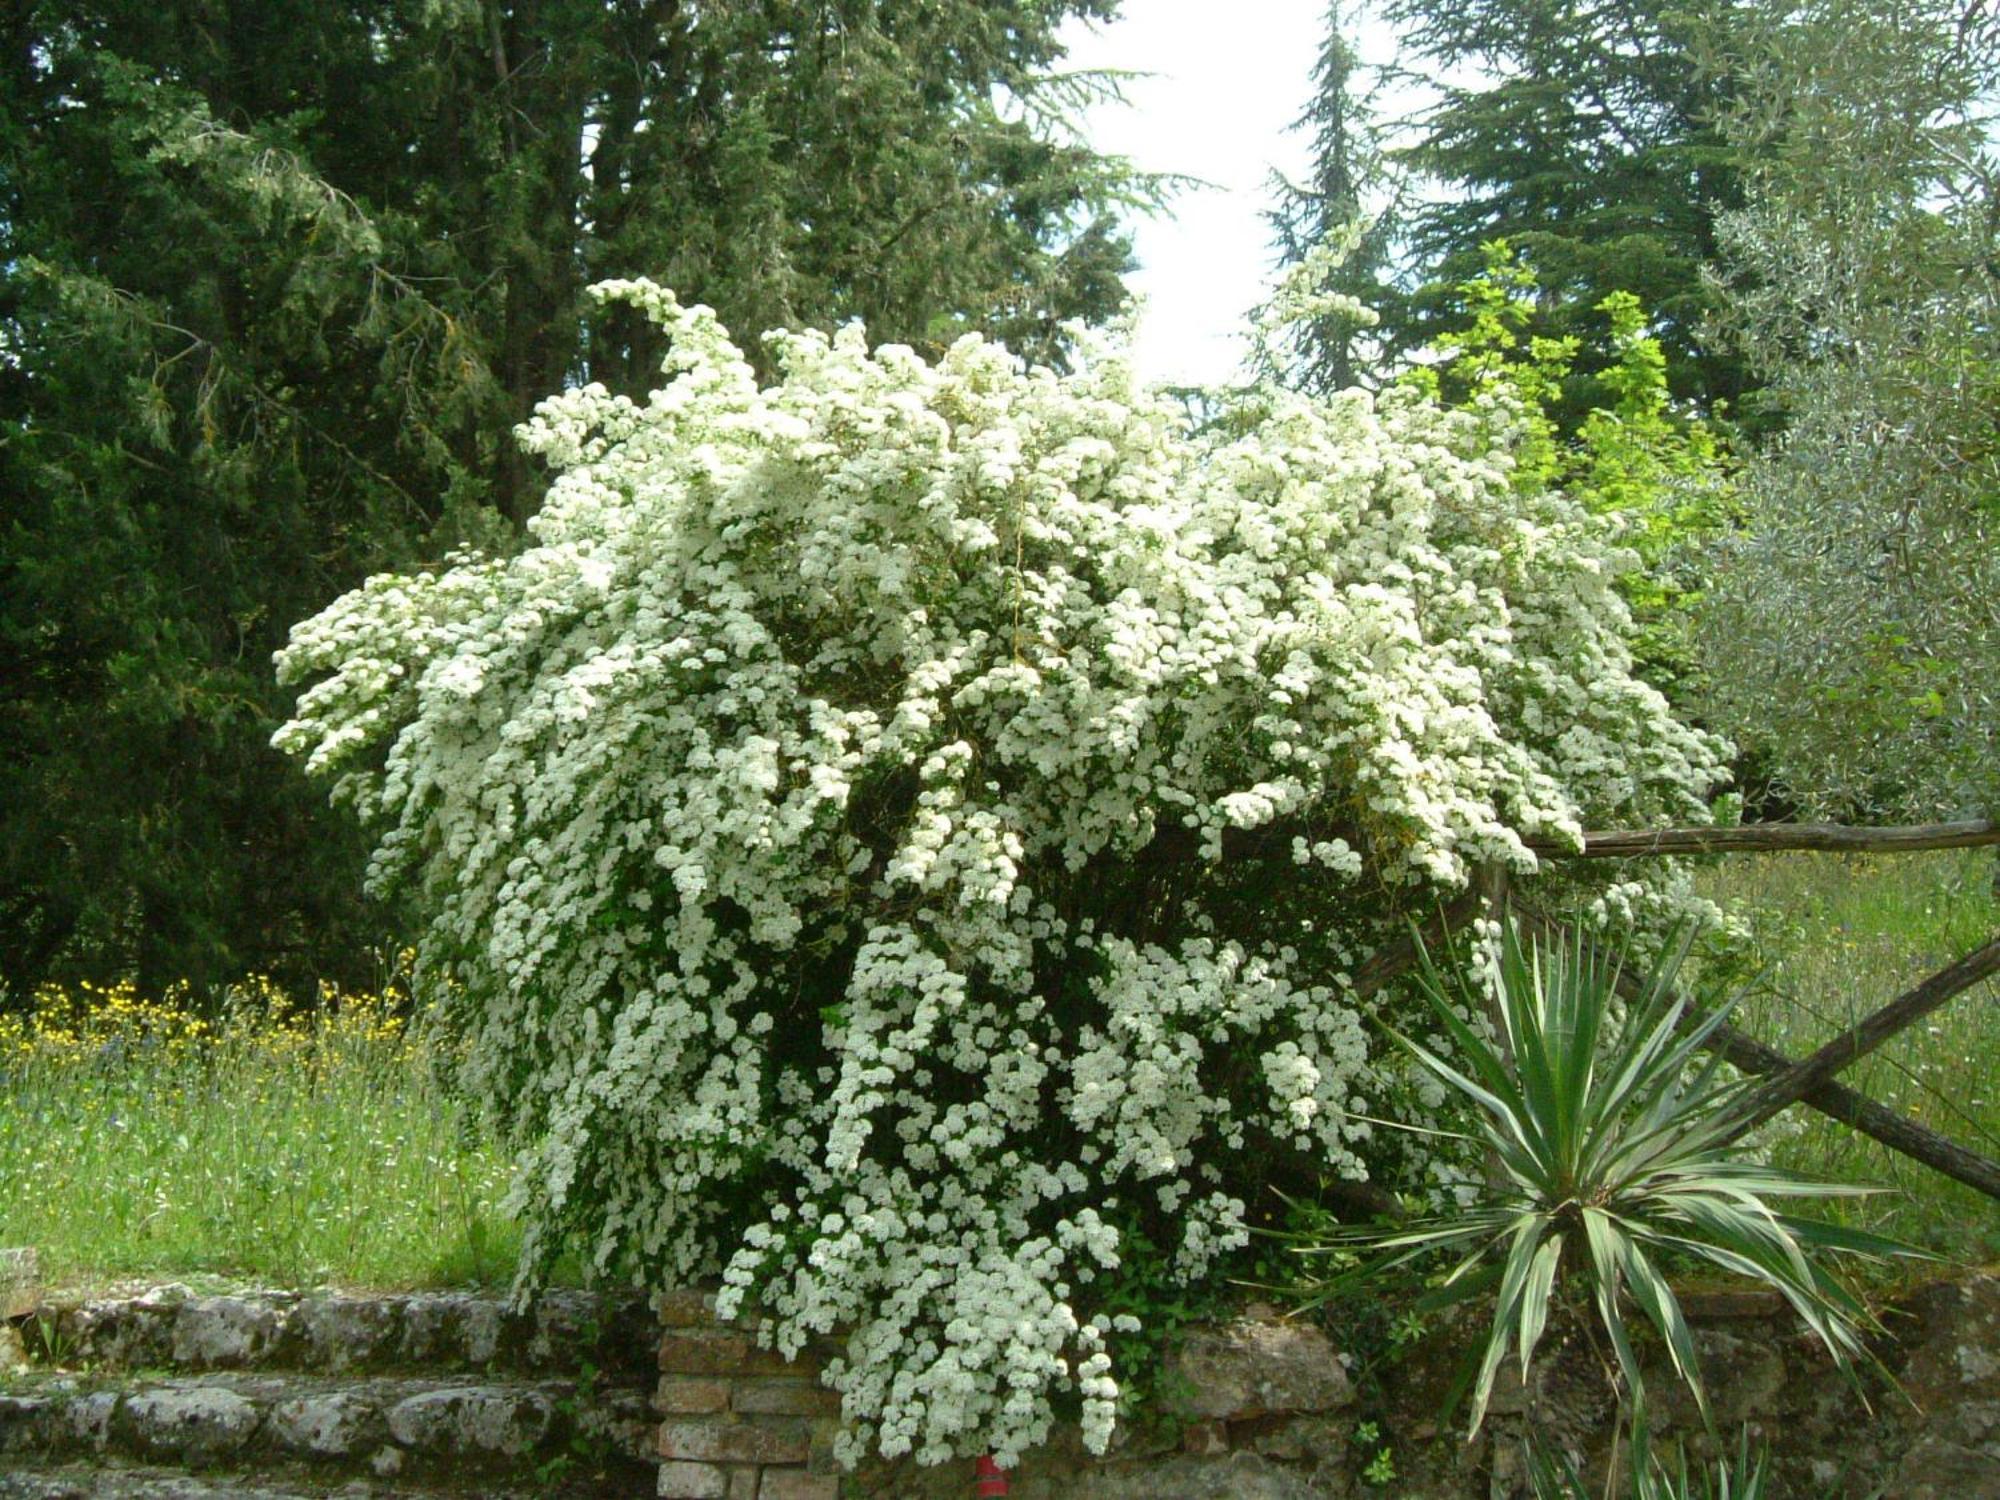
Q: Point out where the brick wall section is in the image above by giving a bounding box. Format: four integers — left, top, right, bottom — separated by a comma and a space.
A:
650, 1294, 1361, 1500
653, 1290, 840, 1500
653, 1278, 2000, 1500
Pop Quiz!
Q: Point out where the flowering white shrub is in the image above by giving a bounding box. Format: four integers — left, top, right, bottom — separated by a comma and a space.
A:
274, 280, 1726, 1466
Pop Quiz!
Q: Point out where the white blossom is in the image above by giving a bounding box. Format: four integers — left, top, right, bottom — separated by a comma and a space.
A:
275, 280, 1726, 1468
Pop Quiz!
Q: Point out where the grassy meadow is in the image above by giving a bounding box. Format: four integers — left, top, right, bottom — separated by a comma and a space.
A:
0, 969, 523, 1293
1696, 847, 2000, 1266
2, 851, 1995, 1294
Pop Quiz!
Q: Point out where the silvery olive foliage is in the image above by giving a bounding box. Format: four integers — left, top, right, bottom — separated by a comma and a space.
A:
1702, 0, 2000, 819
274, 275, 1725, 1466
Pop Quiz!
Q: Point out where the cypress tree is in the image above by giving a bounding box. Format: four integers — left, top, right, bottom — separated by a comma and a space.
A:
0, 0, 1146, 1004
1370, 0, 1750, 417
1265, 1, 1402, 394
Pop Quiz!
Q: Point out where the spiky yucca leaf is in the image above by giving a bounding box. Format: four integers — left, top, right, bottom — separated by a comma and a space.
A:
1287, 918, 1911, 1438
1526, 1427, 1773, 1500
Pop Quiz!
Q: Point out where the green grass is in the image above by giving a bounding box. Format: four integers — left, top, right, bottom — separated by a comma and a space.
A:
6, 852, 1994, 1293
1696, 848, 2000, 1265
0, 976, 526, 1292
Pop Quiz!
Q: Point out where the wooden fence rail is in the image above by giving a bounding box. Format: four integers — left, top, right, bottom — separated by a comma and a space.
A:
1722, 936, 2000, 1142
1524, 818, 2000, 859
1174, 816, 2000, 1204
1509, 819, 2000, 1202
1511, 907, 2000, 1202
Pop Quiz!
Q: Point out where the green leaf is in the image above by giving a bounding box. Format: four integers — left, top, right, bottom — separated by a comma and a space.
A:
1277, 913, 1897, 1444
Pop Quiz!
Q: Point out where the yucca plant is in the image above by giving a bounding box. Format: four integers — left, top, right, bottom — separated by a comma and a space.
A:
1526, 1428, 1773, 1500
1288, 917, 1910, 1440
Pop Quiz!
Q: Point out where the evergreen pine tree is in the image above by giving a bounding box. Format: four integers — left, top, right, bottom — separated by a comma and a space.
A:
1371, 0, 1749, 418
1265, 2, 1401, 393
0, 0, 1148, 1004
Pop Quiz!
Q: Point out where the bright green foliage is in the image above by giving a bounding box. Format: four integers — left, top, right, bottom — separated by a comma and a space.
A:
1367, 0, 1749, 419
1284, 921, 1902, 1440
1404, 247, 1734, 699
0, 973, 518, 1289
1573, 293, 1735, 697
0, 0, 1147, 1004
1400, 246, 1577, 490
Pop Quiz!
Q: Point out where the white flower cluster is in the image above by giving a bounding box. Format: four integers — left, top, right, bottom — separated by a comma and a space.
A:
274, 281, 1725, 1466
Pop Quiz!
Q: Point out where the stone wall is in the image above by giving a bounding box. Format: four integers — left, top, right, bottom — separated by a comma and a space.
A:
648, 1292, 1364, 1500
651, 1277, 2000, 1500
7, 1261, 1997, 1497
0, 1274, 661, 1498
653, 1289, 842, 1500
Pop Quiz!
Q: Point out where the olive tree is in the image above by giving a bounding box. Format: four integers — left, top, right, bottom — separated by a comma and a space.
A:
1700, 0, 2000, 820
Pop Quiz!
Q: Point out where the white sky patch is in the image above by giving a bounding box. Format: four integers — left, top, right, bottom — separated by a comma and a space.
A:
1058, 3, 1322, 387
1059, 3, 1411, 389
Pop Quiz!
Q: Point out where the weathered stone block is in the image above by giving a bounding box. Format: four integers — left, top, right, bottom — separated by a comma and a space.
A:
532, 1288, 625, 1370
1014, 1452, 1344, 1499
660, 1415, 812, 1465
658, 1377, 732, 1414
661, 1330, 801, 1378
1234, 1414, 1348, 1464
1901, 1276, 2000, 1406
385, 1384, 556, 1457
760, 1470, 840, 1500
172, 1297, 282, 1369
581, 1385, 666, 1464
731, 1379, 842, 1416
1886, 1433, 2000, 1500
657, 1457, 733, 1498
60, 1286, 183, 1370
64, 1389, 118, 1450
0, 1248, 38, 1319
657, 1288, 722, 1329
293, 1297, 401, 1372
1169, 1318, 1353, 1422
117, 1384, 261, 1462
268, 1388, 387, 1457
1654, 1329, 1786, 1430
400, 1293, 502, 1368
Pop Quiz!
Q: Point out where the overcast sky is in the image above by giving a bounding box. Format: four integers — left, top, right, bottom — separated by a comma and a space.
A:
1057, 3, 1334, 388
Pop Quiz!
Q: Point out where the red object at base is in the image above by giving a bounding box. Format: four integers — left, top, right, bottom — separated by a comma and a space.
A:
975, 1453, 1010, 1496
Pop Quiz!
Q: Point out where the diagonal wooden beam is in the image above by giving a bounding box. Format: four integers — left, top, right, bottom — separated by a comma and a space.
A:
1721, 936, 2000, 1141
1699, 1013, 2000, 1201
